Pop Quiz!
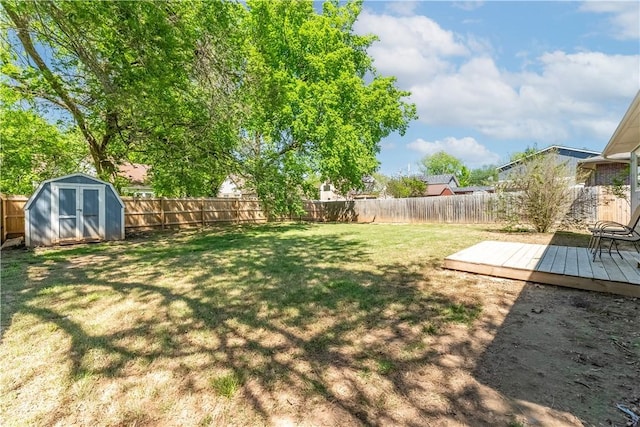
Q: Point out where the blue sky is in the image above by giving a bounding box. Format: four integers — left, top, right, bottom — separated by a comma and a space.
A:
353, 1, 640, 175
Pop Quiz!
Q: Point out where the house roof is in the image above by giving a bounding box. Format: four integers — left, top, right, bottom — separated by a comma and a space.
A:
419, 174, 459, 186
118, 163, 149, 185
453, 186, 495, 193
577, 154, 630, 170
426, 183, 454, 196
497, 145, 600, 172
602, 90, 640, 157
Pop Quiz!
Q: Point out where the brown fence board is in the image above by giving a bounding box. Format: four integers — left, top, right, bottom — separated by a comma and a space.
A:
0, 196, 28, 242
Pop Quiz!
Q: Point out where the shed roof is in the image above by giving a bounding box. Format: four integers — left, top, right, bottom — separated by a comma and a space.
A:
24, 173, 124, 211
602, 90, 640, 157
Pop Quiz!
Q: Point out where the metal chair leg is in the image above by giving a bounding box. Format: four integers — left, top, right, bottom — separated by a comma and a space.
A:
593, 236, 601, 261
611, 239, 623, 259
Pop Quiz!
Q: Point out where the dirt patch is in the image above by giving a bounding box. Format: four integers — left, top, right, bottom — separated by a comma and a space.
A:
471, 279, 640, 426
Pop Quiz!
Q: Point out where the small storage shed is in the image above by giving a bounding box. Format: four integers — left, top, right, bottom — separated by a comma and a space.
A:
24, 173, 125, 247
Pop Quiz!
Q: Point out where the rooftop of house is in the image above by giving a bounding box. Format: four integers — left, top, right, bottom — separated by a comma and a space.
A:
425, 183, 453, 196
118, 163, 150, 185
453, 186, 495, 193
419, 174, 459, 186
497, 145, 600, 172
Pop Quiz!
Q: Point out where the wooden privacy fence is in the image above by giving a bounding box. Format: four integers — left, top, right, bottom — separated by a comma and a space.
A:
1, 195, 28, 243
302, 194, 497, 223
0, 186, 631, 243
123, 198, 266, 230
302, 186, 629, 226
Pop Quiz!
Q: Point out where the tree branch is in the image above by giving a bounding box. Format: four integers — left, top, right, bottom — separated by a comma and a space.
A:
2, 3, 103, 172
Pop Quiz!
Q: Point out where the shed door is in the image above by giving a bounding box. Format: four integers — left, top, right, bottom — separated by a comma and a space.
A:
52, 184, 105, 243
82, 188, 100, 239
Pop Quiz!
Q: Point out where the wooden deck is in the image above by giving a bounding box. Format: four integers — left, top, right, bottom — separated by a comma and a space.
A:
444, 241, 640, 297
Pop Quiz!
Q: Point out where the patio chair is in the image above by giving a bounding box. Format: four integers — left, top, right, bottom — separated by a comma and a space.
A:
588, 205, 640, 246
590, 205, 640, 261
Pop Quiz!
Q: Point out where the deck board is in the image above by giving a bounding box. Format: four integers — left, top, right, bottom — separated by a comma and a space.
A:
444, 241, 640, 297
576, 248, 594, 278
550, 246, 568, 275
522, 244, 548, 270
536, 246, 558, 272
502, 244, 533, 269
564, 247, 579, 276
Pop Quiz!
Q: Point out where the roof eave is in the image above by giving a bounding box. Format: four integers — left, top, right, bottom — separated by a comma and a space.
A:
602, 90, 640, 158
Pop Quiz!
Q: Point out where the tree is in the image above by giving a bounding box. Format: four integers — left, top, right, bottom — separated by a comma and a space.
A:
419, 151, 469, 186
467, 165, 498, 186
496, 150, 573, 233
236, 0, 416, 216
386, 176, 427, 198
508, 143, 539, 163
0, 87, 89, 195
1, 0, 240, 190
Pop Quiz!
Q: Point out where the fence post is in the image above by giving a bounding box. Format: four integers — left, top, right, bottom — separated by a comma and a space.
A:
201, 198, 205, 228
161, 198, 165, 230
1, 196, 6, 244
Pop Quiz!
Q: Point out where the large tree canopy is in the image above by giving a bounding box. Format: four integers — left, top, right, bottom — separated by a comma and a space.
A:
1, 0, 239, 191
0, 85, 89, 194
2, 0, 416, 214
236, 0, 416, 215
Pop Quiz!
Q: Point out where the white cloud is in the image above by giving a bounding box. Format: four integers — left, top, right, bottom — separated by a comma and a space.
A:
384, 1, 419, 17
407, 136, 501, 168
356, 10, 639, 144
452, 1, 485, 12
579, 1, 640, 40
354, 11, 468, 85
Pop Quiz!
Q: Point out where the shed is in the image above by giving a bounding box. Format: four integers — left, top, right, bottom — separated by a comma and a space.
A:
24, 173, 125, 247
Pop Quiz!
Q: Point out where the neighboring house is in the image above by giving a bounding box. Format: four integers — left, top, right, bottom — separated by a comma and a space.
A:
497, 145, 600, 182
319, 182, 345, 201
577, 155, 630, 187
218, 176, 242, 198
419, 174, 459, 188
118, 163, 154, 197
426, 183, 455, 196
217, 175, 257, 199
418, 174, 459, 197
453, 186, 495, 195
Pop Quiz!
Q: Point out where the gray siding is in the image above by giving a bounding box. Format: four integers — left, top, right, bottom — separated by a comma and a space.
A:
105, 189, 123, 240
27, 182, 52, 246
25, 174, 124, 247
499, 151, 597, 182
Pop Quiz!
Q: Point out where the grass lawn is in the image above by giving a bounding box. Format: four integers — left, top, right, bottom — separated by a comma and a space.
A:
4, 222, 632, 426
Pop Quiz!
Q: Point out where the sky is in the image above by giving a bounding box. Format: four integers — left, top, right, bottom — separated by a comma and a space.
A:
352, 1, 640, 175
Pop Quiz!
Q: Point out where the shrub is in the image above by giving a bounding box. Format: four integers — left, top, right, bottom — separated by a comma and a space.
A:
496, 150, 576, 233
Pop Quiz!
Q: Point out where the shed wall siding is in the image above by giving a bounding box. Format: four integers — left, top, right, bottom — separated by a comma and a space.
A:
105, 190, 123, 240
25, 174, 124, 246
28, 183, 53, 246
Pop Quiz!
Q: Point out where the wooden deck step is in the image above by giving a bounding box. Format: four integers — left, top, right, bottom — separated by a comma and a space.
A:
444, 241, 640, 297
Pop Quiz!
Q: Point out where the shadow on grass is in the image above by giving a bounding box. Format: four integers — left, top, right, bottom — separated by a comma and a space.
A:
473, 282, 640, 425
2, 222, 494, 425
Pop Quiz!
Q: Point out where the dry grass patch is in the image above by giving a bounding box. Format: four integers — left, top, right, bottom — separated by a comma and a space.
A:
1, 223, 636, 426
